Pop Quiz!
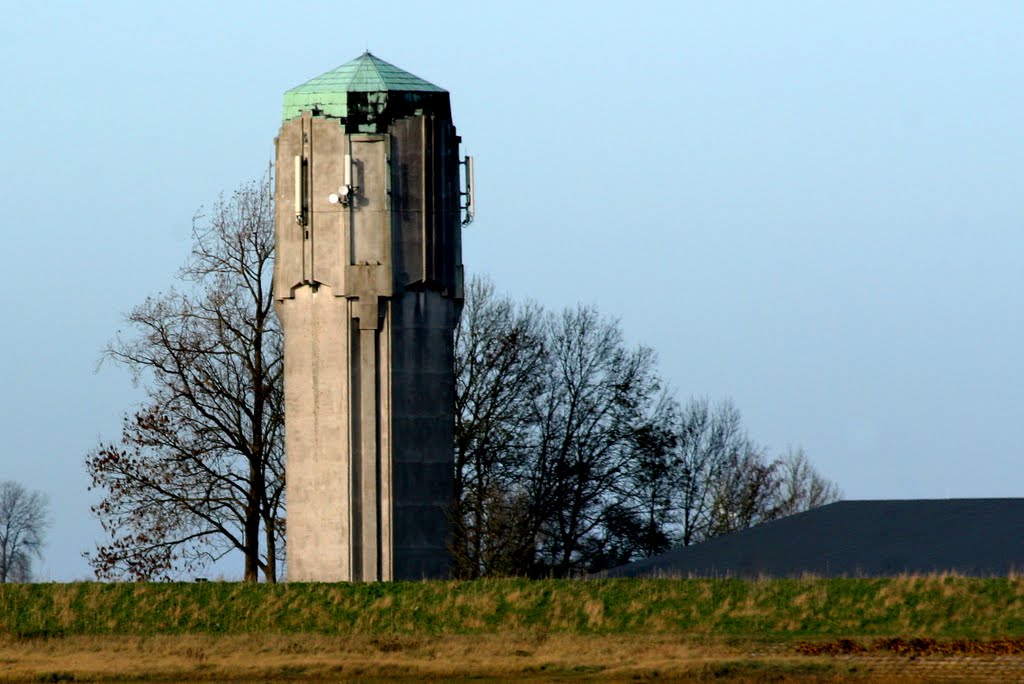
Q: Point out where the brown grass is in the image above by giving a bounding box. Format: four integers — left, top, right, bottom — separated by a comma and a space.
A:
0, 633, 864, 682
10, 633, 1024, 682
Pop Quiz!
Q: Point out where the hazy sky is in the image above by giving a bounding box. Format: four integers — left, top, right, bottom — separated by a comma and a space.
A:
2, 2, 1022, 581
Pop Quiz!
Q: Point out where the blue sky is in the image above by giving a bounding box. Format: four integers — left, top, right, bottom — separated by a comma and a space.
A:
1, 1, 1022, 580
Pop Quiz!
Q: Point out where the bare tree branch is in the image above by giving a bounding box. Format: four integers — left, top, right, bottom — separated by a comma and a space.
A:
0, 481, 50, 583
85, 175, 284, 582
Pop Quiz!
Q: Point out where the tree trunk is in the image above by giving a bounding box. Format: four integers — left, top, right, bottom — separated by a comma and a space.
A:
244, 458, 262, 582
264, 518, 277, 583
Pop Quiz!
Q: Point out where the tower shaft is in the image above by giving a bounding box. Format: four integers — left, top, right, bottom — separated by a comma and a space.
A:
274, 57, 463, 581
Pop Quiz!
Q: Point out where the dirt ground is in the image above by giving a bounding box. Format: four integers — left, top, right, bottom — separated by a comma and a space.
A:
4, 633, 1024, 682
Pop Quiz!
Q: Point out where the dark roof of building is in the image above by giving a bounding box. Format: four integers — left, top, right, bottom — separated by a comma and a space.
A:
601, 499, 1024, 578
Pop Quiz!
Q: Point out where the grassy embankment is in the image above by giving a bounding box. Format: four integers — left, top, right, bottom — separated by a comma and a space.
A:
5, 576, 1024, 638
3, 576, 1024, 681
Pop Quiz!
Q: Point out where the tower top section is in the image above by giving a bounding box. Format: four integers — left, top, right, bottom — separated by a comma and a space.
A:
283, 52, 450, 131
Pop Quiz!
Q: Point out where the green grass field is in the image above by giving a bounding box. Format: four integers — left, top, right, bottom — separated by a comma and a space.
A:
4, 575, 1024, 639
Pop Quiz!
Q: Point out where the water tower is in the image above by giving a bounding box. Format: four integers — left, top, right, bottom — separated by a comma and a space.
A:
274, 53, 472, 581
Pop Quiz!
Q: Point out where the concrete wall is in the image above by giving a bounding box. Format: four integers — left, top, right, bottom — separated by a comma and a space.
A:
275, 108, 462, 581
390, 290, 458, 579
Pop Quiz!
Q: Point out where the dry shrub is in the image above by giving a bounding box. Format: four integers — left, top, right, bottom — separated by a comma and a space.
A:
369, 635, 421, 653
798, 637, 1024, 657
874, 637, 1024, 657
795, 638, 866, 656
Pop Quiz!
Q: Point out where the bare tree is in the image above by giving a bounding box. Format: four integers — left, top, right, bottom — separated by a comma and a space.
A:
671, 397, 749, 546
85, 175, 284, 582
450, 482, 536, 579
452, 277, 546, 578
671, 397, 826, 545
529, 305, 672, 577
605, 416, 678, 562
0, 481, 50, 583
451, 281, 676, 577
772, 446, 842, 517
706, 443, 778, 538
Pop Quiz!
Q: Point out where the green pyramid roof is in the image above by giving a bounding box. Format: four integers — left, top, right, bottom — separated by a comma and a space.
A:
283, 52, 446, 121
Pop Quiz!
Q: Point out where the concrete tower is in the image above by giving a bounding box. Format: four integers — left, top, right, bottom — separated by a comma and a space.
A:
274, 53, 468, 581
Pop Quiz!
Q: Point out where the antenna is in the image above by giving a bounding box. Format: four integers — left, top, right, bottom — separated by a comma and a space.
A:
460, 155, 475, 225
294, 156, 304, 224
327, 153, 356, 206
